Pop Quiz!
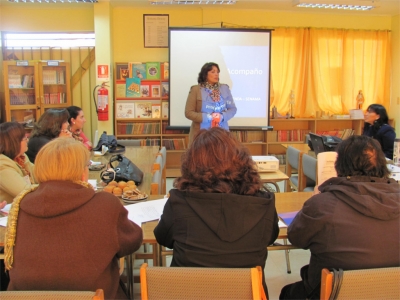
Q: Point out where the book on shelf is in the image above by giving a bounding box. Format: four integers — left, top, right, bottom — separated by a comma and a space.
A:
140, 85, 150, 97
115, 80, 126, 98
117, 122, 160, 135
126, 78, 141, 97
145, 62, 161, 80
135, 102, 152, 118
116, 103, 135, 119
8, 74, 22, 88
161, 62, 169, 80
152, 104, 161, 118
162, 121, 186, 134
162, 138, 186, 150
141, 138, 161, 146
10, 90, 35, 105
161, 101, 169, 119
151, 85, 161, 97
116, 63, 129, 80
129, 62, 147, 79
161, 82, 169, 97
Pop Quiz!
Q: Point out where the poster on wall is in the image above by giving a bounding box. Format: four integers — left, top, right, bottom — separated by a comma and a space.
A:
97, 64, 109, 81
143, 14, 169, 48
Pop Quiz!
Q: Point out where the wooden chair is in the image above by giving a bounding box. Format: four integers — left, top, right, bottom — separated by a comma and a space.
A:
285, 146, 303, 192
0, 289, 104, 300
140, 263, 267, 300
299, 153, 317, 192
320, 267, 400, 300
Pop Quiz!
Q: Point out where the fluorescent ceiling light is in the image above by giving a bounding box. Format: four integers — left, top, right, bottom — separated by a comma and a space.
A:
293, 0, 380, 10
149, 0, 236, 5
8, 0, 97, 3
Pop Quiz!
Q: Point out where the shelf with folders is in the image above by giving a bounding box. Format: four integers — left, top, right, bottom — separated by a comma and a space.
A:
3, 60, 71, 125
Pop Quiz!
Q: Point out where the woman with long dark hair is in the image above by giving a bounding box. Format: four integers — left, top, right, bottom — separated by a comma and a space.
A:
363, 104, 396, 159
67, 105, 92, 150
26, 108, 72, 162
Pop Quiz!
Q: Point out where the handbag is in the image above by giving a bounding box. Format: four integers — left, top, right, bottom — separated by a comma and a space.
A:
93, 131, 125, 154
100, 154, 143, 185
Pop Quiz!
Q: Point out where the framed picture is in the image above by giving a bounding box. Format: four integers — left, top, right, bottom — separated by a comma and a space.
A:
152, 85, 161, 97
143, 14, 169, 48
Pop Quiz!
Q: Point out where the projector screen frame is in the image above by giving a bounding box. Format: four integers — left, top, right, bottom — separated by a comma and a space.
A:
168, 27, 273, 131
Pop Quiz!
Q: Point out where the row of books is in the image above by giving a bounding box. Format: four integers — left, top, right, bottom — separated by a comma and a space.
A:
269, 130, 311, 142
42, 69, 65, 84
9, 90, 35, 105
231, 131, 265, 143
43, 93, 66, 104
117, 122, 161, 135
162, 138, 187, 150
316, 129, 355, 140
127, 62, 169, 81
118, 79, 169, 98
116, 101, 169, 119
8, 74, 34, 88
162, 121, 187, 134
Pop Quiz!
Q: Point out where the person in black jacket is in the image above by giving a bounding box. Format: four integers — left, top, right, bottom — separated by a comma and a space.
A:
363, 104, 396, 159
154, 127, 279, 297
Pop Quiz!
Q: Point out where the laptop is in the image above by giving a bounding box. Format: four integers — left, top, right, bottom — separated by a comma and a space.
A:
309, 133, 327, 156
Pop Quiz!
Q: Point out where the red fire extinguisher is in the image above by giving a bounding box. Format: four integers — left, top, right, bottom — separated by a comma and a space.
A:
93, 82, 109, 121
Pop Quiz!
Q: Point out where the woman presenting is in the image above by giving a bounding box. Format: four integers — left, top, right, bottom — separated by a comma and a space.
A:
185, 62, 237, 144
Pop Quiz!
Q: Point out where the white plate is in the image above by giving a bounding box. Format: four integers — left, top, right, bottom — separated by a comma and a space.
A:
121, 194, 148, 203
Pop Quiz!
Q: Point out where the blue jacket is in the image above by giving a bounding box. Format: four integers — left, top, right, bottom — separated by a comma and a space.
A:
363, 123, 396, 159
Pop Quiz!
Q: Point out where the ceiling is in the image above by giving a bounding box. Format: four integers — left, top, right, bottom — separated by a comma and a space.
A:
0, 0, 399, 16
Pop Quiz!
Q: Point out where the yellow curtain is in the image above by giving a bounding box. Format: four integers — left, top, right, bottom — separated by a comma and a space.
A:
223, 24, 391, 118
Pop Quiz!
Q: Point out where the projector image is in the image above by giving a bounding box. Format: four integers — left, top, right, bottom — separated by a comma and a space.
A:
252, 156, 279, 172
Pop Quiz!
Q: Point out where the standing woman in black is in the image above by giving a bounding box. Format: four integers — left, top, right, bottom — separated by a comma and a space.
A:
363, 104, 396, 159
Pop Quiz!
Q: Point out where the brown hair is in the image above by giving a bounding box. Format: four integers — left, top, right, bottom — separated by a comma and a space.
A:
30, 108, 69, 138
174, 127, 262, 195
34, 138, 90, 183
0, 122, 26, 159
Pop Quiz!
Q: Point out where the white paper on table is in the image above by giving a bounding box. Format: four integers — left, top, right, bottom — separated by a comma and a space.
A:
278, 220, 288, 228
0, 203, 12, 215
317, 152, 338, 186
124, 198, 168, 227
88, 179, 98, 190
0, 216, 8, 227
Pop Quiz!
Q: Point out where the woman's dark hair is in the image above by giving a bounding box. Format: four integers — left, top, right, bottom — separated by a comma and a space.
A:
197, 62, 220, 84
335, 135, 390, 178
174, 127, 262, 194
67, 105, 82, 124
366, 104, 390, 130
30, 109, 70, 138
0, 122, 26, 159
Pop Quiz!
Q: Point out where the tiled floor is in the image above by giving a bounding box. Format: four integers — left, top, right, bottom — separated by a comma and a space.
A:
132, 178, 311, 300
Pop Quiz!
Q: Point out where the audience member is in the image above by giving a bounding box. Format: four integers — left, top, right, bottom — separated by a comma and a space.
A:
363, 104, 396, 159
67, 105, 92, 150
0, 122, 36, 204
154, 127, 279, 297
5, 138, 143, 299
26, 108, 72, 163
280, 135, 400, 299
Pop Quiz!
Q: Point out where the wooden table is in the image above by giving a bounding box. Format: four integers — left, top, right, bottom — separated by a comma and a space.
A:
259, 170, 289, 192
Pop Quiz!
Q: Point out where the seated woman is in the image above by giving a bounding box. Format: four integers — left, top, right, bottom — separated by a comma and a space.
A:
280, 135, 400, 300
5, 138, 143, 299
0, 122, 36, 204
67, 105, 93, 150
26, 108, 72, 163
154, 127, 279, 296
363, 104, 396, 159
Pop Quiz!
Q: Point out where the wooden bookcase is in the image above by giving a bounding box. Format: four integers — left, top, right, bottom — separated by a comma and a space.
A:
3, 60, 71, 125
113, 62, 189, 174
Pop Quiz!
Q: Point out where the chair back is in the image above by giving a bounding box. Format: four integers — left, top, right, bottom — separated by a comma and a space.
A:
285, 146, 303, 191
156, 146, 167, 194
151, 169, 162, 195
0, 289, 104, 300
320, 267, 400, 300
300, 153, 317, 191
140, 263, 267, 300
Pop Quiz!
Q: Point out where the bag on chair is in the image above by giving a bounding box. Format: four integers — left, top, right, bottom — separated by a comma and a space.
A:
93, 131, 125, 154
100, 154, 143, 185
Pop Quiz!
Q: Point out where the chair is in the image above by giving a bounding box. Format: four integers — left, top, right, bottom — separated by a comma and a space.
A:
320, 267, 400, 300
285, 146, 303, 192
117, 139, 141, 147
151, 155, 163, 195
0, 289, 104, 300
156, 146, 167, 194
140, 263, 267, 300
299, 153, 317, 192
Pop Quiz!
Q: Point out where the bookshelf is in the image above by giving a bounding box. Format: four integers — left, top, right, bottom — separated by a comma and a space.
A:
113, 62, 189, 172
3, 60, 71, 126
